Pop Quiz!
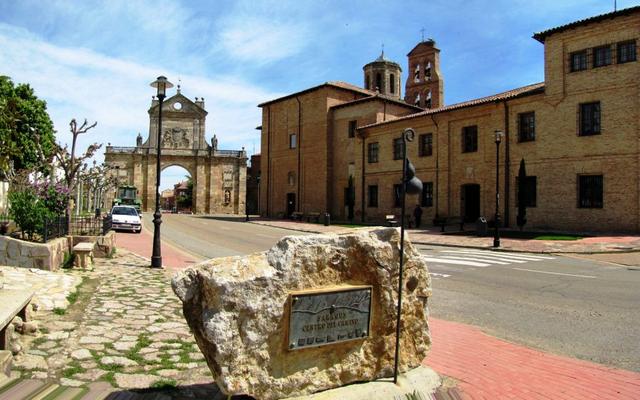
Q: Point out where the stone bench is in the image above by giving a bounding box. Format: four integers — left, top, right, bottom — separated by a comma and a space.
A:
433, 216, 464, 232
0, 290, 33, 351
73, 242, 94, 269
306, 212, 321, 223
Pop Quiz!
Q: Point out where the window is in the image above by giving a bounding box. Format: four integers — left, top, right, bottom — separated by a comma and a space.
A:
579, 102, 601, 136
289, 133, 297, 149
593, 45, 612, 68
419, 133, 433, 157
393, 138, 404, 160
518, 112, 535, 142
348, 120, 357, 138
421, 182, 433, 207
287, 171, 295, 186
425, 91, 432, 108
570, 50, 588, 72
414, 93, 421, 107
368, 185, 378, 207
365, 74, 370, 90
578, 175, 603, 208
462, 126, 478, 153
516, 176, 537, 207
390, 74, 395, 94
414, 64, 420, 82
617, 40, 637, 64
393, 184, 402, 207
424, 62, 432, 81
368, 142, 379, 163
375, 73, 382, 91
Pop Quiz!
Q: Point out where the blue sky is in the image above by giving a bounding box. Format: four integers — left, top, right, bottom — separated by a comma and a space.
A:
0, 0, 636, 189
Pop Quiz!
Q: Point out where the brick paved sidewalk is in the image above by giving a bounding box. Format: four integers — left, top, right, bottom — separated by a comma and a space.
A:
250, 218, 640, 254
426, 318, 640, 400
114, 227, 201, 269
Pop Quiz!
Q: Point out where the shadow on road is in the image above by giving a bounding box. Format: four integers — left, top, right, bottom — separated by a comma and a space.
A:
105, 383, 256, 399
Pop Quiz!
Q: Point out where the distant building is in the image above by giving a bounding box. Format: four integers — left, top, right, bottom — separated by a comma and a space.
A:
246, 154, 261, 215
161, 188, 174, 211
260, 7, 640, 232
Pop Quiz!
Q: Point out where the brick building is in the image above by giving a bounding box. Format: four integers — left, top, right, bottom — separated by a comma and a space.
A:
259, 7, 639, 232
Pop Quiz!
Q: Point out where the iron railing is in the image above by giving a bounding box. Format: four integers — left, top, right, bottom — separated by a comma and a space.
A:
41, 215, 112, 242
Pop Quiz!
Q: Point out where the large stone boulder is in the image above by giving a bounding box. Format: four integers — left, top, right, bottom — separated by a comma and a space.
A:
172, 228, 432, 400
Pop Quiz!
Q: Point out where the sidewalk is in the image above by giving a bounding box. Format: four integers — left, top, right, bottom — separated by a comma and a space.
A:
250, 218, 640, 254
114, 226, 201, 269
427, 318, 640, 400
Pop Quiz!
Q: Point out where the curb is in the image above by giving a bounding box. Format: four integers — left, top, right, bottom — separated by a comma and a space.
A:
249, 221, 640, 255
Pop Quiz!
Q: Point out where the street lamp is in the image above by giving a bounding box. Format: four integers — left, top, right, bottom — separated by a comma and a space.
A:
493, 130, 503, 248
150, 76, 173, 268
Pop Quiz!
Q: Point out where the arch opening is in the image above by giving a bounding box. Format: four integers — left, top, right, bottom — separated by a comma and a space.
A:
160, 165, 193, 214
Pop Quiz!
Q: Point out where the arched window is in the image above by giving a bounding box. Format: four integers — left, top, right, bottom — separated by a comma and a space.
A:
425, 62, 432, 81
390, 73, 395, 94
365, 74, 370, 90
288, 171, 295, 186
375, 73, 382, 92
425, 91, 432, 108
414, 64, 420, 82
414, 93, 421, 107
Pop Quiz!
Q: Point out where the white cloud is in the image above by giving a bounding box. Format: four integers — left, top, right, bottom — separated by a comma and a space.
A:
0, 22, 282, 163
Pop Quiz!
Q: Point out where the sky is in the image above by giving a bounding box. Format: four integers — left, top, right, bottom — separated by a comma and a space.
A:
0, 0, 636, 190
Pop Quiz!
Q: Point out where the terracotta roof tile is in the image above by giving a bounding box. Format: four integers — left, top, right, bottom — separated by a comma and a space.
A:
359, 83, 545, 130
258, 81, 374, 107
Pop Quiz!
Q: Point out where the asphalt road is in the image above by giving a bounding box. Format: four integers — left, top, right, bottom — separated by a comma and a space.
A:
141, 213, 304, 259
147, 214, 640, 372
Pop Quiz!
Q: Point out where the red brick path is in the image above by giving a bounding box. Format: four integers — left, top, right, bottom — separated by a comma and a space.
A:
426, 318, 640, 399
114, 228, 200, 269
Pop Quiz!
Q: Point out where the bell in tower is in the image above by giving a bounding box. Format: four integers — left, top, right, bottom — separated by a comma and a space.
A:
405, 38, 444, 109
362, 47, 402, 100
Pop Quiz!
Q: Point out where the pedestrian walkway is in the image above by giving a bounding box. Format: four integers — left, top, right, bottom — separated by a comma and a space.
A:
114, 226, 201, 269
250, 218, 640, 254
426, 318, 640, 400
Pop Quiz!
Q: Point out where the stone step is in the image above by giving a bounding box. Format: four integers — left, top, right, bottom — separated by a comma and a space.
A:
0, 352, 11, 377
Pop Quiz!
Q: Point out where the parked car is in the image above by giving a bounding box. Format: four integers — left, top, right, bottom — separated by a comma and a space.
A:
110, 205, 142, 234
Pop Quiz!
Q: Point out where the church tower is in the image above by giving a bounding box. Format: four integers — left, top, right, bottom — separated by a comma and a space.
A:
363, 51, 402, 100
404, 39, 443, 109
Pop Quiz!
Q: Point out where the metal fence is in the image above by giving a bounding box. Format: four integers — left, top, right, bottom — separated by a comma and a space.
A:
41, 215, 112, 242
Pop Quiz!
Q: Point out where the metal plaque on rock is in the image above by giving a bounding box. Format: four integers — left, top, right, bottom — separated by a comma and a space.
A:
288, 286, 372, 350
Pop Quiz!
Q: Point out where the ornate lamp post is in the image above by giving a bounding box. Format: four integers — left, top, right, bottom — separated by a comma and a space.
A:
150, 76, 173, 268
493, 130, 503, 248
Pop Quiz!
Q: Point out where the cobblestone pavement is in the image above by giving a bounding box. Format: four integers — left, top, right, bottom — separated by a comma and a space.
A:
12, 250, 219, 395
0, 266, 81, 310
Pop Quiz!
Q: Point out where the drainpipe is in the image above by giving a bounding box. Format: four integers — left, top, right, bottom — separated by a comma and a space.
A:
296, 97, 302, 213
430, 113, 440, 218
361, 129, 366, 223
266, 106, 271, 217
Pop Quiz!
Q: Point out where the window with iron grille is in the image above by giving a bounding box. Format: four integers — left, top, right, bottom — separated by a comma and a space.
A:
570, 50, 588, 72
393, 184, 402, 208
518, 112, 535, 142
462, 126, 478, 153
617, 40, 637, 64
289, 133, 297, 149
515, 176, 537, 207
578, 175, 603, 208
579, 102, 601, 136
593, 45, 612, 68
421, 182, 433, 207
368, 142, 379, 163
368, 185, 378, 207
419, 133, 433, 156
393, 137, 404, 160
348, 120, 357, 138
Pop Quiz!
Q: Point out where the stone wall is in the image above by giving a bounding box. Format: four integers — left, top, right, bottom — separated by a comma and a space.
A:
71, 231, 116, 258
0, 236, 68, 271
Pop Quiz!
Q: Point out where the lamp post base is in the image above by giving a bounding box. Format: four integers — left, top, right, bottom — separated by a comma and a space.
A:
151, 211, 163, 269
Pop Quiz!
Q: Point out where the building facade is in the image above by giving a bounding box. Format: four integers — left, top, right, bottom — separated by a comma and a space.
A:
105, 89, 247, 214
260, 7, 640, 232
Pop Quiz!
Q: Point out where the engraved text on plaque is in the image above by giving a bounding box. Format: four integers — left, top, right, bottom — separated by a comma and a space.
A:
288, 287, 372, 350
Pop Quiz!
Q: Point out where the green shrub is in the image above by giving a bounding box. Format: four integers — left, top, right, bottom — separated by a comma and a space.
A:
8, 188, 51, 240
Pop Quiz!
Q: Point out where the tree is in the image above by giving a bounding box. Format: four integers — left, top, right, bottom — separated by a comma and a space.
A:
53, 119, 100, 232
0, 76, 55, 176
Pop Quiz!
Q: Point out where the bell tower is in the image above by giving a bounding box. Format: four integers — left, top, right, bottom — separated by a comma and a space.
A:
404, 38, 443, 109
363, 50, 402, 100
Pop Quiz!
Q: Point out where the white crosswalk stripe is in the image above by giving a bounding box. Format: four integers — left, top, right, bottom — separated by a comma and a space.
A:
423, 249, 555, 279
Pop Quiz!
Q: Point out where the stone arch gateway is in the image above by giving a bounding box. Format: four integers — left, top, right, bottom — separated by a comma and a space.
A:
104, 91, 247, 214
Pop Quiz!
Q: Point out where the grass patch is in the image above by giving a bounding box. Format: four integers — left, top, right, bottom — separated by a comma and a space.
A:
39, 326, 50, 334
151, 379, 177, 389
53, 307, 66, 315
124, 333, 152, 364
533, 235, 583, 241
62, 361, 85, 378
103, 371, 116, 386
66, 291, 79, 305
62, 252, 75, 269
154, 318, 166, 323
31, 336, 47, 346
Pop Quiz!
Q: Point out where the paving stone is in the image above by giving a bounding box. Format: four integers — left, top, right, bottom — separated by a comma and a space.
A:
59, 378, 85, 387
74, 369, 106, 381
100, 356, 138, 367
156, 369, 181, 378
71, 349, 93, 360
79, 336, 111, 344
114, 372, 161, 388
15, 354, 48, 370
36, 341, 58, 350
46, 331, 69, 340
113, 341, 137, 351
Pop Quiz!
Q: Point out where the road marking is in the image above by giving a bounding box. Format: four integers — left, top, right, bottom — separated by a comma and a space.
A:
439, 255, 512, 265
422, 256, 489, 267
442, 250, 555, 260
430, 272, 451, 278
256, 233, 273, 238
512, 267, 597, 279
